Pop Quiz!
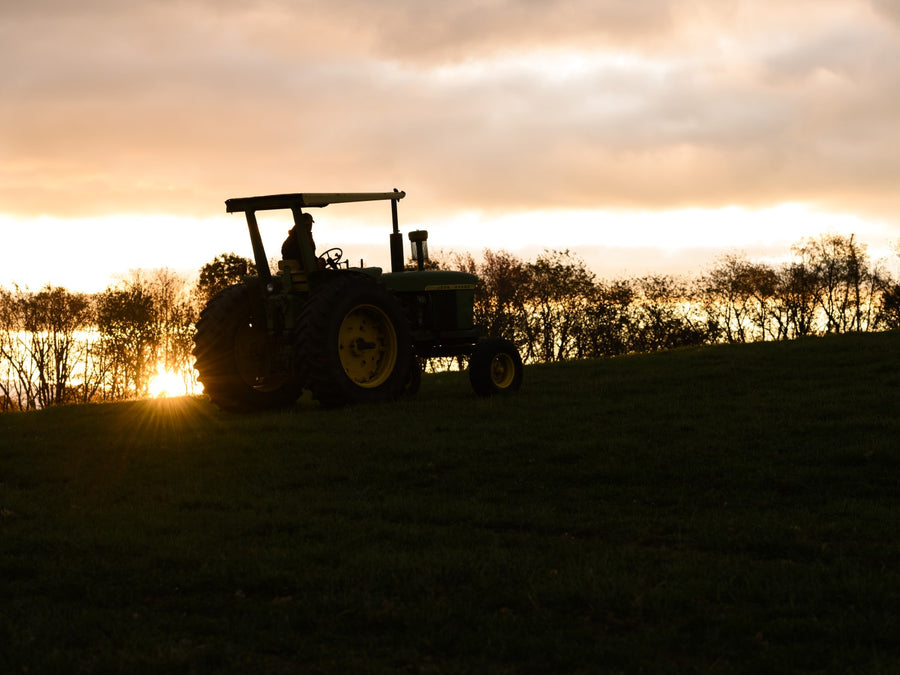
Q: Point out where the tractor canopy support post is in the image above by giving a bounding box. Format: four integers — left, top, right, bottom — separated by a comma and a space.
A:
390, 190, 404, 273
245, 211, 272, 285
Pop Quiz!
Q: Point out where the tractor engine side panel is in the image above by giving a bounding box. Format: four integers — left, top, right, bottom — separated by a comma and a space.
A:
383, 271, 479, 354
427, 287, 475, 331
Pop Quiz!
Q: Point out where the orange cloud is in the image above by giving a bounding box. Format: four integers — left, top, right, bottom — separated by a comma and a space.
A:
0, 0, 898, 228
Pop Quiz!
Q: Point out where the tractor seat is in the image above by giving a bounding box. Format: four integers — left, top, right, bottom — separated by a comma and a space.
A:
277, 259, 309, 290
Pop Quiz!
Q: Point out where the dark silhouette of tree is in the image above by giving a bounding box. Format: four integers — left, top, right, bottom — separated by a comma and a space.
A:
523, 250, 596, 362
0, 287, 32, 409
3, 230, 899, 412
770, 261, 820, 340
876, 283, 900, 330
96, 285, 159, 399
130, 269, 198, 389
195, 253, 255, 305
792, 234, 884, 333
91, 270, 198, 399
698, 255, 753, 344
27, 286, 92, 407
456, 249, 531, 349
630, 275, 707, 352
0, 392, 20, 412
580, 280, 637, 358
0, 285, 92, 409
698, 255, 779, 343
403, 255, 444, 272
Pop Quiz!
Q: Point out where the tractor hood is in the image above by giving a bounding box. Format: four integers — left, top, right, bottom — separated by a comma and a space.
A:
381, 270, 477, 293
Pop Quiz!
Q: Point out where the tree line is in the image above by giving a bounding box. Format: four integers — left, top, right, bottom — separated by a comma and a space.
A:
2, 234, 899, 411
0, 255, 243, 411
445, 232, 900, 365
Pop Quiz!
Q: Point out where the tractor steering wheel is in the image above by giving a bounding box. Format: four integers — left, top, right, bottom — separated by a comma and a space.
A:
318, 247, 344, 270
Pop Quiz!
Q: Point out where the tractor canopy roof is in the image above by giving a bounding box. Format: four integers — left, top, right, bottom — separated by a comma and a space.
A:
225, 191, 405, 213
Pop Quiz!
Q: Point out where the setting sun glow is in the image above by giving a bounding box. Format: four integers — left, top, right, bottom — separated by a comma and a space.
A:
148, 367, 193, 399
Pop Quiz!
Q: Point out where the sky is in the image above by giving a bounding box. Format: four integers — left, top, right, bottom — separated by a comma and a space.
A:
3, 0, 900, 292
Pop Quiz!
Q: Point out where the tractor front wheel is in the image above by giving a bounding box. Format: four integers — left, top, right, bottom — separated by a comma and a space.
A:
468, 338, 524, 397
193, 284, 301, 412
297, 274, 412, 407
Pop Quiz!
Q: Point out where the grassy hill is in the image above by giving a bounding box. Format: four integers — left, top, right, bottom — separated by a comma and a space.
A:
2, 331, 898, 673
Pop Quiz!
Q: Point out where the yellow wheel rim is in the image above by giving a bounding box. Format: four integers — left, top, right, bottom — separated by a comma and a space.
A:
338, 304, 398, 388
490, 352, 516, 389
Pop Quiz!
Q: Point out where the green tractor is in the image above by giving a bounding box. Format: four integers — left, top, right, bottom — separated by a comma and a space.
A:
193, 190, 523, 411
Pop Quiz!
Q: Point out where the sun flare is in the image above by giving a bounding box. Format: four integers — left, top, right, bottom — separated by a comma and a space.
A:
148, 368, 191, 398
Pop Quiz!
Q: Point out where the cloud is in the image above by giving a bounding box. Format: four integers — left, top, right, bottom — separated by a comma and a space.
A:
1, 0, 899, 229
869, 0, 900, 25
308, 0, 679, 61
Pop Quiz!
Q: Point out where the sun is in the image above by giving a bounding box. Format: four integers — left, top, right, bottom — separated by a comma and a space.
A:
148, 367, 191, 398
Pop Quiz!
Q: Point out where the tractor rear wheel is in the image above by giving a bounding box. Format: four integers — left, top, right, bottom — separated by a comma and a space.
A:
297, 274, 412, 407
193, 284, 302, 412
468, 338, 524, 396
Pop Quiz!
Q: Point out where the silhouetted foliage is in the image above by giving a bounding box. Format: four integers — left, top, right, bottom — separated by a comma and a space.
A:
579, 280, 636, 358
1, 269, 204, 409
465, 249, 531, 346
876, 283, 900, 330
403, 257, 443, 272
792, 234, 885, 333
2, 232, 899, 410
771, 261, 820, 340
629, 275, 708, 352
417, 238, 898, 370
195, 253, 255, 305
0, 285, 93, 409
91, 270, 199, 400
698, 255, 778, 343
96, 285, 159, 398
522, 250, 596, 362
133, 268, 198, 385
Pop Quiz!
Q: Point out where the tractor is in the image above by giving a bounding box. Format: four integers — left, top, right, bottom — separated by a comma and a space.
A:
193, 190, 523, 411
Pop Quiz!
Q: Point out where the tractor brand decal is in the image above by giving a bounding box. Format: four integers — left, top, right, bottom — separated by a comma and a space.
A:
424, 284, 477, 291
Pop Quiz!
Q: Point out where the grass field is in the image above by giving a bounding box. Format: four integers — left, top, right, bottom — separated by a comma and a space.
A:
1, 331, 899, 673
